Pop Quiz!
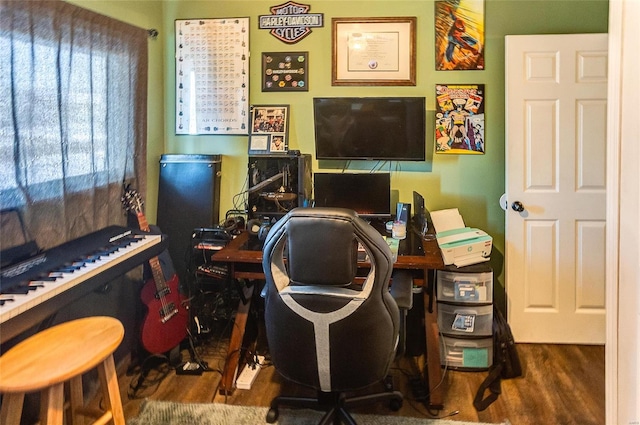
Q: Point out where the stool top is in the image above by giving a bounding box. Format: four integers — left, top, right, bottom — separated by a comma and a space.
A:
0, 316, 124, 393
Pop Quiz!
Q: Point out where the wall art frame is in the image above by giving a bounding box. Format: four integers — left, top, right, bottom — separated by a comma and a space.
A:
262, 52, 309, 92
332, 17, 417, 86
175, 18, 249, 135
435, 0, 485, 71
435, 84, 485, 154
248, 105, 290, 155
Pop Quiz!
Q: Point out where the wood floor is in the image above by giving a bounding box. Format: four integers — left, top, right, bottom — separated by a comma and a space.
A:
115, 330, 605, 425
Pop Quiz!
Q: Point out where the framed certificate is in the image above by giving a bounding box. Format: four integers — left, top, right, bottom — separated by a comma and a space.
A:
332, 17, 416, 86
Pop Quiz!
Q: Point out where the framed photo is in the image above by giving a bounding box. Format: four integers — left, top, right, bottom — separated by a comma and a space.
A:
435, 84, 485, 154
262, 52, 309, 92
332, 17, 416, 86
249, 105, 290, 155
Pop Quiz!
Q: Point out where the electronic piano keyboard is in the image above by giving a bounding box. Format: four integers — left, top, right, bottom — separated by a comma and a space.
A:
0, 225, 166, 344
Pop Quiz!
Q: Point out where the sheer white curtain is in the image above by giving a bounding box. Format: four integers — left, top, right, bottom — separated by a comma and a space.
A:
0, 0, 148, 251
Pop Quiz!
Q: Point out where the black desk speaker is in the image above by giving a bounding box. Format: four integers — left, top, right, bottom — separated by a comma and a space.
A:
157, 154, 222, 285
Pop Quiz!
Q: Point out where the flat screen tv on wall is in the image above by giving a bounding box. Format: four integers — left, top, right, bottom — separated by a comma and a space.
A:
313, 97, 426, 161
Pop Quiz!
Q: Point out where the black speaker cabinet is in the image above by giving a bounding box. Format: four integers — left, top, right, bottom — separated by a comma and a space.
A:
247, 153, 312, 221
157, 154, 222, 284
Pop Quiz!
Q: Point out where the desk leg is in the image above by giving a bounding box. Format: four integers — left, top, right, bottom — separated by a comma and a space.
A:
219, 283, 254, 395
424, 283, 444, 410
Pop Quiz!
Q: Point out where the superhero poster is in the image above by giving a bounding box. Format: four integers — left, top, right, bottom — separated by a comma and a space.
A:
435, 84, 485, 154
435, 0, 484, 71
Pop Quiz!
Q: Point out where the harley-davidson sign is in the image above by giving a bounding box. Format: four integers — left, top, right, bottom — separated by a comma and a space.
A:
259, 2, 324, 44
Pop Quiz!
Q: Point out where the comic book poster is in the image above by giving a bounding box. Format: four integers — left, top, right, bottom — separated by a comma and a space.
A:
435, 84, 485, 154
435, 0, 484, 71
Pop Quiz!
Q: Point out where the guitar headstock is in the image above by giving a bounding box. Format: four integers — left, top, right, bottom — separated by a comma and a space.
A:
121, 183, 144, 215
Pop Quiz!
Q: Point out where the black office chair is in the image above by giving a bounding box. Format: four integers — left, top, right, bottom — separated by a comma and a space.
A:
262, 207, 413, 424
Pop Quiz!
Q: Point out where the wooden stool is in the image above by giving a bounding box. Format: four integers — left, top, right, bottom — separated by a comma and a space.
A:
0, 316, 126, 425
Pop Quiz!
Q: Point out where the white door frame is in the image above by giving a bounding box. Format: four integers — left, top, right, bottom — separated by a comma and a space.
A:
606, 0, 640, 423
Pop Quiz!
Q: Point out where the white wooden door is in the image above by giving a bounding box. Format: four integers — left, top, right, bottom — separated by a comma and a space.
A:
505, 34, 607, 344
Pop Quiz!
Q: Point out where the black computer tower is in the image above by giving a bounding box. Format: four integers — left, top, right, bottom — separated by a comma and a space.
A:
247, 153, 312, 221
157, 154, 222, 285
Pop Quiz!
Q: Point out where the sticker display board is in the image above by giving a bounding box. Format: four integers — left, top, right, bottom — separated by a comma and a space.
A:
262, 52, 308, 92
175, 18, 250, 135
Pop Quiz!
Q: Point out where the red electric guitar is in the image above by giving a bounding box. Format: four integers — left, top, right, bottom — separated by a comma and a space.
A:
122, 185, 188, 354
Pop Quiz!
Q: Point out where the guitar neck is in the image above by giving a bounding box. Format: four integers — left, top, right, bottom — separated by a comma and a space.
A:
136, 212, 167, 288
136, 212, 151, 233
148, 256, 166, 287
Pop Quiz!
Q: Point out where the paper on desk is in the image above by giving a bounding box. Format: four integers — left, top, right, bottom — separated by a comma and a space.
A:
430, 208, 466, 234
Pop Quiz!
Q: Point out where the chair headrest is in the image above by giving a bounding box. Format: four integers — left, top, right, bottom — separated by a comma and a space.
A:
263, 208, 392, 287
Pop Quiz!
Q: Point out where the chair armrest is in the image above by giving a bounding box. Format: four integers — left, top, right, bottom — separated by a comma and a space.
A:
390, 270, 414, 311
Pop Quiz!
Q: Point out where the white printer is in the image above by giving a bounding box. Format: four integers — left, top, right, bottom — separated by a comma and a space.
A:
431, 208, 492, 267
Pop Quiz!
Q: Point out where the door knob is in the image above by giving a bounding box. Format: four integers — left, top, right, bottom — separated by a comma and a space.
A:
511, 201, 525, 212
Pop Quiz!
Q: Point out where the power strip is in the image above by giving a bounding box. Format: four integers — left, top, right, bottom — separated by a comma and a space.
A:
235, 355, 265, 390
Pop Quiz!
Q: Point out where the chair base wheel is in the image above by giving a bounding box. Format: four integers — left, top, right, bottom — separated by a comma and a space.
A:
266, 407, 279, 423
389, 396, 403, 411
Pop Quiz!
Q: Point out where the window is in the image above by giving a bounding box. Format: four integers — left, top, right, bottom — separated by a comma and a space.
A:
0, 1, 148, 248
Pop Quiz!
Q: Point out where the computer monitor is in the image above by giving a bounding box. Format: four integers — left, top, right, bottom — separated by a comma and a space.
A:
314, 173, 391, 219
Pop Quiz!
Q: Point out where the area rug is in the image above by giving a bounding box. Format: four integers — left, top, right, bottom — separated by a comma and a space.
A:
127, 399, 505, 425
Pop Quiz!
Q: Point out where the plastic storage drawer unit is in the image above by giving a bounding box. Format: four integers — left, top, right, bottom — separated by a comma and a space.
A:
440, 334, 493, 370
437, 269, 493, 303
438, 303, 493, 337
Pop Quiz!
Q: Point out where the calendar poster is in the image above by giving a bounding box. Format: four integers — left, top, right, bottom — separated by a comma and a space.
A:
175, 18, 250, 135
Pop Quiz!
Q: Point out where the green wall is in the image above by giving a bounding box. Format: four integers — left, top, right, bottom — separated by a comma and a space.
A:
68, 0, 608, 309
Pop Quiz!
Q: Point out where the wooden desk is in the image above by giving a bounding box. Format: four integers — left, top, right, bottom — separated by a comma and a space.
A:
212, 230, 445, 409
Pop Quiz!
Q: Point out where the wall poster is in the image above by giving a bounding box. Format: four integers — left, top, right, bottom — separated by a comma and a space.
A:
175, 18, 249, 135
435, 84, 485, 154
435, 0, 484, 70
